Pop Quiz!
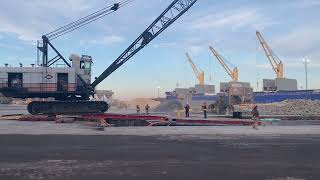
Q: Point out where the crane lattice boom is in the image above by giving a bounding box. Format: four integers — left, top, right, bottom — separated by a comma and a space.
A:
256, 31, 284, 78
209, 46, 238, 82
91, 0, 198, 88
185, 53, 205, 85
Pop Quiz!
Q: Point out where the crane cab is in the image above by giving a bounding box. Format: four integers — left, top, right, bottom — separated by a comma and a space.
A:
70, 54, 92, 85
0, 54, 93, 100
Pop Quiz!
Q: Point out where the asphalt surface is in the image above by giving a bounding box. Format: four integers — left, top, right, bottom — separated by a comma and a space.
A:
0, 135, 319, 180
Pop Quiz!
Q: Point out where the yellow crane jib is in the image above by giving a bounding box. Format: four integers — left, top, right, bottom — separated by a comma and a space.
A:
208, 46, 238, 82
185, 53, 205, 85
256, 31, 284, 79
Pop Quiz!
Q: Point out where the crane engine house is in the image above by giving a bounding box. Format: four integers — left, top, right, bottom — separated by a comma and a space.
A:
0, 54, 93, 100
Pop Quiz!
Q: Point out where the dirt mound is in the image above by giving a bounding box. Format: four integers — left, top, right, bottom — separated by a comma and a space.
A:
125, 98, 160, 109
153, 100, 183, 112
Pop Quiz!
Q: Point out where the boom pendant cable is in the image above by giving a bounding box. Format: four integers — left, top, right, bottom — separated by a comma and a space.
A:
45, 0, 135, 40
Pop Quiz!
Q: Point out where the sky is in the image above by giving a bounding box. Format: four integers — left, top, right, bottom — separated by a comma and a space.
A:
0, 0, 319, 100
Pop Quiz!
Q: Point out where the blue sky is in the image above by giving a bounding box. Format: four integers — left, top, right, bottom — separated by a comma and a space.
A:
0, 0, 320, 100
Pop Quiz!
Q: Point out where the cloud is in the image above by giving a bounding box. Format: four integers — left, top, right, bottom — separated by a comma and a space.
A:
256, 60, 320, 70
256, 63, 270, 69
293, 0, 320, 8
101, 35, 126, 45
152, 37, 219, 55
152, 42, 177, 48
190, 8, 271, 31
285, 62, 320, 69
0, 16, 39, 41
271, 26, 320, 59
186, 45, 206, 55
185, 37, 220, 55
0, 0, 94, 42
81, 35, 126, 46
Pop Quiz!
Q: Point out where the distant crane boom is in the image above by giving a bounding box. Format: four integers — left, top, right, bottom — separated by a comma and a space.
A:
256, 31, 284, 78
185, 53, 205, 85
91, 0, 198, 88
209, 46, 238, 82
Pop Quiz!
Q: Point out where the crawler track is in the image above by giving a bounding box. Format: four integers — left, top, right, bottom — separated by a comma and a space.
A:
27, 101, 108, 115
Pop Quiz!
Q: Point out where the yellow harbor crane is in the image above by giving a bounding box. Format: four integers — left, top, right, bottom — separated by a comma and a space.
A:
209, 46, 238, 82
256, 31, 284, 78
185, 53, 205, 85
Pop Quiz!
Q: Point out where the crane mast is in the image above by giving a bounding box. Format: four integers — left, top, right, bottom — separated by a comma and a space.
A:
185, 53, 205, 85
209, 46, 238, 82
91, 0, 198, 88
256, 31, 284, 78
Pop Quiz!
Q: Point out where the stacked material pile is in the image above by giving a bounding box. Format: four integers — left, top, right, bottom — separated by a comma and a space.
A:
235, 100, 320, 115
153, 100, 183, 112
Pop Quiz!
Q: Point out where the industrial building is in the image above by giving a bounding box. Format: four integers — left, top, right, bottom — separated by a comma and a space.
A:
263, 78, 298, 91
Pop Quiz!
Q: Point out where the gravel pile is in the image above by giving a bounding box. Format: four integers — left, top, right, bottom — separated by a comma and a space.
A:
235, 99, 320, 115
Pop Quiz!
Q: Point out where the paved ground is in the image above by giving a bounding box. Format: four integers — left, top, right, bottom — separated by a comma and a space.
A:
1, 104, 320, 179
0, 134, 319, 180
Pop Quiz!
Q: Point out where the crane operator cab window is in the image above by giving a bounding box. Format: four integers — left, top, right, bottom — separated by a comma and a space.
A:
80, 55, 92, 75
8, 73, 23, 88
80, 61, 91, 70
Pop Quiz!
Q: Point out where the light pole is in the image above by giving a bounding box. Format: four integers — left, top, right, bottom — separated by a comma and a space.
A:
302, 58, 311, 90
157, 86, 161, 98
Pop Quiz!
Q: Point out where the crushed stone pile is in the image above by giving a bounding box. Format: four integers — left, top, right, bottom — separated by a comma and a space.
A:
153, 100, 183, 112
235, 99, 320, 115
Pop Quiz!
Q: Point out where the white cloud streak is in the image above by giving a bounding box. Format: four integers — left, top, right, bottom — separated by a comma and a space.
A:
256, 61, 320, 70
0, 0, 94, 42
271, 26, 320, 60
190, 8, 271, 31
81, 35, 126, 46
293, 0, 320, 8
152, 42, 177, 48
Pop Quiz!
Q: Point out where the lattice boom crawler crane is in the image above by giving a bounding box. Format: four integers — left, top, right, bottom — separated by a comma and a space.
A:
0, 0, 198, 115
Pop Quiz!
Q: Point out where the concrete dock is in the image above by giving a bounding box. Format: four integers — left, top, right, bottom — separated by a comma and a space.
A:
1, 104, 320, 179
